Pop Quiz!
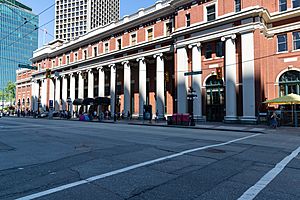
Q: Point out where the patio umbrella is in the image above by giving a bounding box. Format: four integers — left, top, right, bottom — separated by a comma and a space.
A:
263, 93, 300, 127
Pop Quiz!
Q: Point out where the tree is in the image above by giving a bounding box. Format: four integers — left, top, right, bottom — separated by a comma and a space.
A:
4, 82, 16, 105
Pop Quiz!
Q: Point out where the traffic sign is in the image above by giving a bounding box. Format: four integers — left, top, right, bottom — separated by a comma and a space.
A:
18, 64, 37, 70
49, 100, 54, 109
184, 71, 202, 76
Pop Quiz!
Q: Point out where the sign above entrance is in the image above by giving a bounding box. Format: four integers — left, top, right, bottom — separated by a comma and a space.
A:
184, 71, 202, 76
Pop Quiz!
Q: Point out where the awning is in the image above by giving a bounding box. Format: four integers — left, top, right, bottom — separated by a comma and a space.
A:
82, 98, 95, 105
263, 93, 300, 105
94, 97, 110, 105
73, 98, 83, 105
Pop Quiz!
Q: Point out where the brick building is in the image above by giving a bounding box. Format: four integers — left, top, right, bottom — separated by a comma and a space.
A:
16, 0, 300, 123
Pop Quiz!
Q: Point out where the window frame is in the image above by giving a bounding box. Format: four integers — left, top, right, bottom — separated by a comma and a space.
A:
146, 27, 154, 42
116, 37, 122, 50
205, 43, 213, 59
293, 31, 300, 50
130, 32, 137, 46
104, 42, 109, 53
277, 34, 288, 53
186, 13, 191, 27
216, 41, 224, 58
292, 0, 300, 8
205, 4, 216, 22
165, 20, 173, 36
279, 0, 287, 12
235, 0, 241, 12
93, 46, 98, 57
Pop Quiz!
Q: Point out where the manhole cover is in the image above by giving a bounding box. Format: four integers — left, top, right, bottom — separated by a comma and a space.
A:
205, 148, 226, 154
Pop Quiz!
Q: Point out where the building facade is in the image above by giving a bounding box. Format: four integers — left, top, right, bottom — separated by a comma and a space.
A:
55, 0, 120, 41
17, 0, 300, 123
0, 0, 38, 90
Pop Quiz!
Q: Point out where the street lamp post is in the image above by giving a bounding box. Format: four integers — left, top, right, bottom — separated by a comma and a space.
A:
187, 87, 197, 126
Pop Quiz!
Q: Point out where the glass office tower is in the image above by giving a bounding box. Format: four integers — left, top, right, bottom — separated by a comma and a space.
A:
0, 0, 38, 90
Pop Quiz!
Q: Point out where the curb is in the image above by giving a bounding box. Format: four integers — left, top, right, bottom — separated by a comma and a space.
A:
127, 123, 266, 134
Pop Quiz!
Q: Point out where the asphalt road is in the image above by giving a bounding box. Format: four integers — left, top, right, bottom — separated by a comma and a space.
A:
0, 117, 299, 200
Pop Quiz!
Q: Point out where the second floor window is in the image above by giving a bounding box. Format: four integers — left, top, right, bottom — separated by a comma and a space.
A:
279, 0, 287, 11
83, 50, 87, 59
277, 34, 287, 52
94, 47, 97, 56
293, 0, 300, 8
74, 53, 78, 62
104, 43, 109, 53
66, 56, 70, 64
235, 0, 241, 12
293, 32, 300, 50
59, 58, 62, 66
147, 28, 153, 41
117, 38, 122, 50
216, 41, 224, 57
166, 22, 172, 36
207, 5, 216, 21
205, 43, 213, 59
186, 14, 191, 27
131, 34, 137, 45
52, 60, 55, 68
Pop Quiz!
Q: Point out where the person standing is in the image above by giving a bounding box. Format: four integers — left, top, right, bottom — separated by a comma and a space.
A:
270, 112, 278, 129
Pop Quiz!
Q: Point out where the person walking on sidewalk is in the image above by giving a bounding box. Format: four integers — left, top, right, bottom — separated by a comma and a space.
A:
270, 112, 278, 129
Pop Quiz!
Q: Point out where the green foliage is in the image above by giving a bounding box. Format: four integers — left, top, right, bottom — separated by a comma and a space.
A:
1, 81, 16, 104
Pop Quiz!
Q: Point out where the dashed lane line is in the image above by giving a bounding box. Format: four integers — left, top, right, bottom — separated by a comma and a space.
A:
15, 133, 261, 200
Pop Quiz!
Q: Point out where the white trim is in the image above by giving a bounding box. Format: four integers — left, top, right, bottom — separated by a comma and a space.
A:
275, 68, 300, 83
204, 1, 218, 23
130, 32, 138, 46
146, 26, 154, 42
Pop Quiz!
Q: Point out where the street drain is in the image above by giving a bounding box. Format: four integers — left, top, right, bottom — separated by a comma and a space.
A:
205, 148, 226, 154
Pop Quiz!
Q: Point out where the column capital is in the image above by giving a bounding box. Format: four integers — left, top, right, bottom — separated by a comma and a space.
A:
153, 53, 163, 59
221, 34, 236, 42
97, 66, 104, 71
109, 64, 116, 69
136, 57, 145, 63
188, 42, 201, 49
121, 60, 130, 66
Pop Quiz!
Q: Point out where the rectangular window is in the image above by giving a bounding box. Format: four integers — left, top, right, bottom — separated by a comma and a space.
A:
52, 60, 55, 68
59, 58, 62, 66
83, 50, 87, 59
207, 5, 216, 21
93, 47, 97, 56
117, 38, 122, 50
131, 34, 137, 45
279, 0, 287, 11
104, 43, 109, 53
166, 22, 172, 36
293, 0, 300, 8
277, 34, 288, 52
205, 43, 213, 59
74, 53, 78, 62
293, 32, 300, 50
186, 14, 191, 27
235, 0, 241, 12
66, 56, 70, 64
216, 41, 224, 57
147, 28, 153, 41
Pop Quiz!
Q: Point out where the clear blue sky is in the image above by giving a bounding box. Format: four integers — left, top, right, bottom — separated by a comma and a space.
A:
18, 0, 157, 47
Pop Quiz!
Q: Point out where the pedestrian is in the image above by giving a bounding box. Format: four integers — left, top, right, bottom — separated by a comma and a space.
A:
270, 112, 278, 129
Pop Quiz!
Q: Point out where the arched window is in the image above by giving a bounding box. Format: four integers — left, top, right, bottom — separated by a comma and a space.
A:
279, 70, 300, 96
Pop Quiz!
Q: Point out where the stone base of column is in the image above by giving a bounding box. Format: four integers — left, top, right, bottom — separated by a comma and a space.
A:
224, 116, 239, 123
240, 116, 257, 124
193, 115, 205, 122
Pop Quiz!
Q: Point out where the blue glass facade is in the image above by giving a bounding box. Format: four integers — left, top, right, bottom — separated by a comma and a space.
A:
0, 0, 38, 90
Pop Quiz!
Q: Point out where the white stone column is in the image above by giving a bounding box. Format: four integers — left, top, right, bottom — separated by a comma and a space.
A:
222, 34, 238, 122
88, 69, 94, 98
32, 81, 39, 112
98, 67, 105, 97
62, 75, 68, 110
55, 77, 61, 111
176, 46, 189, 114
123, 61, 131, 117
78, 71, 84, 99
41, 79, 48, 110
70, 73, 76, 116
188, 43, 203, 119
241, 31, 256, 123
154, 53, 165, 119
137, 57, 147, 118
110, 64, 116, 115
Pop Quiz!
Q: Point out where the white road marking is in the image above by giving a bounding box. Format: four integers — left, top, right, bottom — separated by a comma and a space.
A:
16, 133, 261, 200
237, 145, 300, 200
